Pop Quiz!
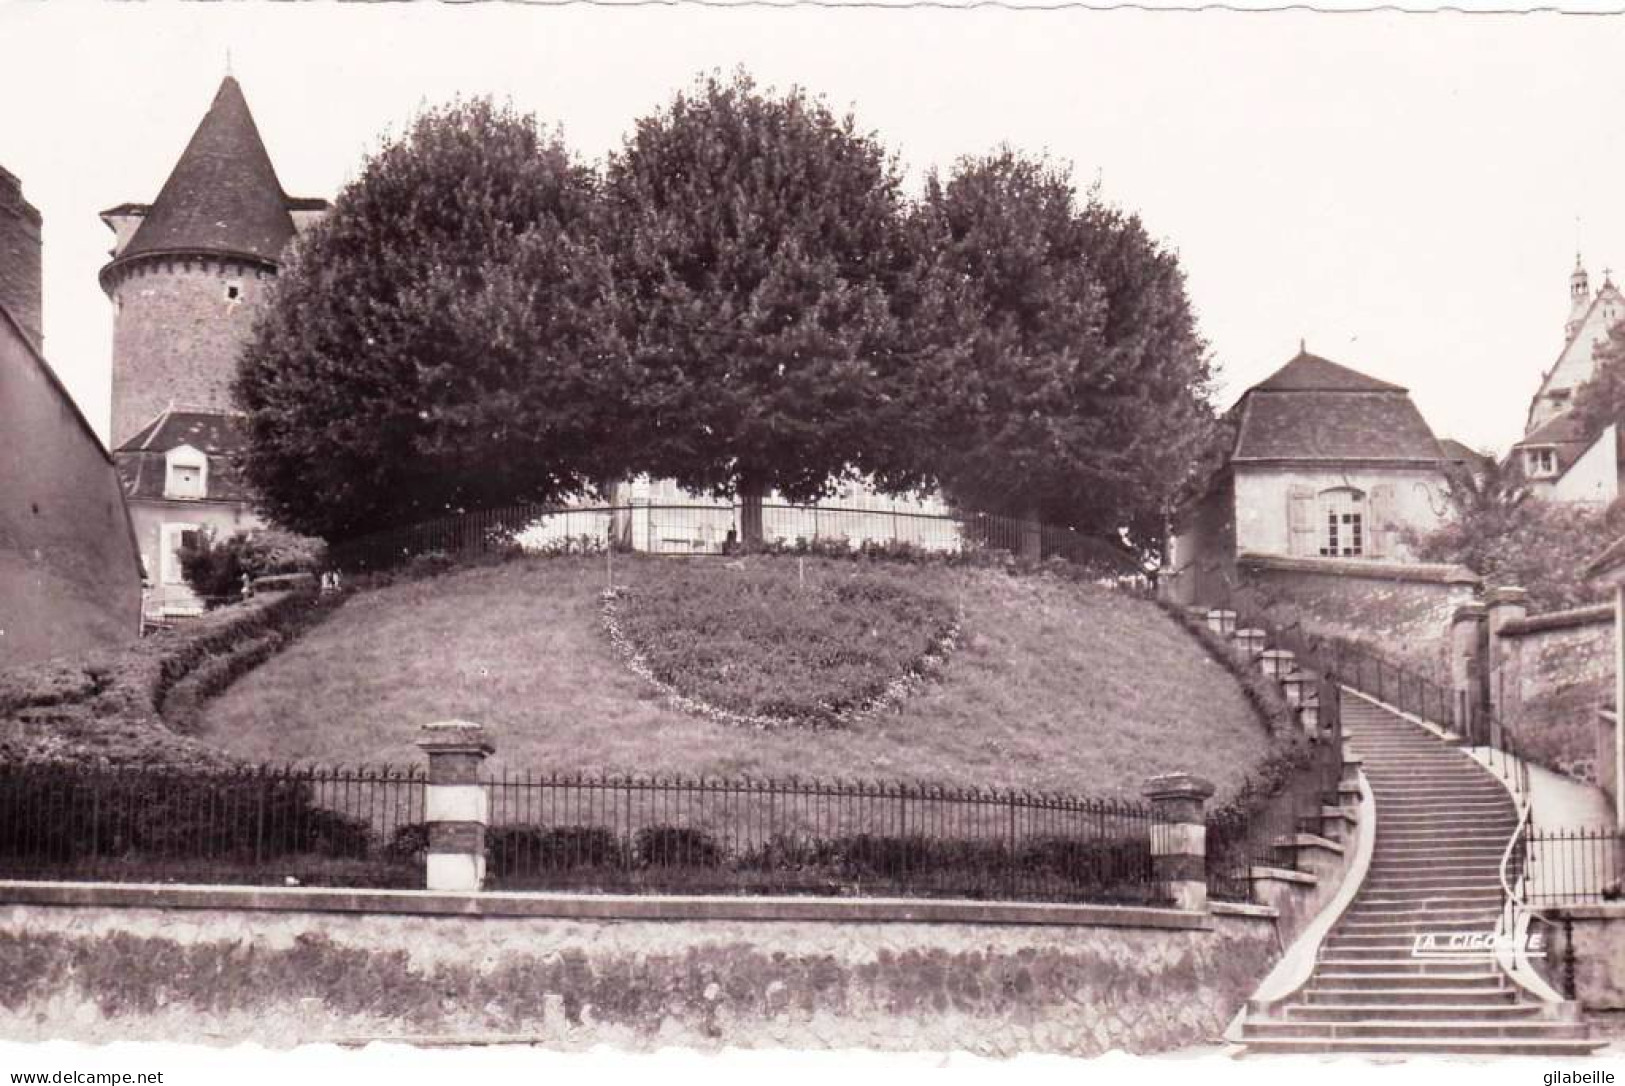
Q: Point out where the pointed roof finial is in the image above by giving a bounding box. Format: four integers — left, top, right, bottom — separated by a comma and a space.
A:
1299, 337, 1307, 354
225, 47, 232, 77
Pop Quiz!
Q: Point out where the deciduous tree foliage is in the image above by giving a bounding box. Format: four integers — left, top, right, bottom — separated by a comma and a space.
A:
1413, 455, 1621, 611
234, 99, 626, 540
603, 72, 915, 544
904, 151, 1216, 555
1571, 322, 1625, 442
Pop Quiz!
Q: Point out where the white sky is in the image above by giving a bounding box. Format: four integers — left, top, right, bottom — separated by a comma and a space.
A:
5, 3, 1625, 456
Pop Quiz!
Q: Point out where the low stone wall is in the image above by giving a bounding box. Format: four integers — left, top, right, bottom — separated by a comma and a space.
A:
1549, 904, 1625, 1011
1234, 554, 1478, 680
1495, 606, 1614, 785
0, 884, 1278, 1053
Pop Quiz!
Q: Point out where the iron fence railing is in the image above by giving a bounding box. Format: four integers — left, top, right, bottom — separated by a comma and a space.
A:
1207, 676, 1346, 903
1523, 824, 1625, 907
482, 771, 1170, 904
0, 762, 1172, 905
0, 763, 426, 887
326, 501, 1147, 583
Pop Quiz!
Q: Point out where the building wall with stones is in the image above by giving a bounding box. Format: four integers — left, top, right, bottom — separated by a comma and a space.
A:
106, 257, 275, 448
0, 168, 42, 352
1493, 606, 1614, 784
0, 893, 1278, 1053
0, 310, 142, 667
1235, 553, 1479, 680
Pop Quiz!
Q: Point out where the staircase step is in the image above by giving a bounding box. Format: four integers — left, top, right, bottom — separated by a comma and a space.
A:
1300, 986, 1520, 1006
1292, 1000, 1533, 1018
1237, 1035, 1602, 1056
1244, 1018, 1590, 1041
1350, 893, 1504, 912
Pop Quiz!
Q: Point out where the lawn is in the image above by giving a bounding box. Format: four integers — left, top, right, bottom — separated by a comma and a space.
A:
199, 556, 1271, 799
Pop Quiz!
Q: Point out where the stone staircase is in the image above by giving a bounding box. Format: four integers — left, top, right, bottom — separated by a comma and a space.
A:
1238, 695, 1602, 1056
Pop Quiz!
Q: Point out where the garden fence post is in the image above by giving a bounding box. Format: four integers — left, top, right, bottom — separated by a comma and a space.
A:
1142, 773, 1216, 912
417, 720, 495, 892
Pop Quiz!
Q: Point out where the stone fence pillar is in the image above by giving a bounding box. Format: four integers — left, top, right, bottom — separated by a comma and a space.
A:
1450, 601, 1488, 740
1485, 586, 1528, 720
417, 720, 494, 892
1142, 773, 1216, 912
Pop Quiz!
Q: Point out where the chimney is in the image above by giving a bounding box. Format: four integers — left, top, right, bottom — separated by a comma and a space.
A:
0, 166, 43, 353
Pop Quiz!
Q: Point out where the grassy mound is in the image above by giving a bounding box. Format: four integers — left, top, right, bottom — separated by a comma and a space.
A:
607, 561, 958, 727
198, 556, 1269, 797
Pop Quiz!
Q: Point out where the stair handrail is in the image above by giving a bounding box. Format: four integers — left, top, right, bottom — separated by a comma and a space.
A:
1496, 774, 1569, 1003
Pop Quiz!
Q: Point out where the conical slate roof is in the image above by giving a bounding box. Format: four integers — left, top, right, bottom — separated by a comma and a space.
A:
119, 77, 296, 265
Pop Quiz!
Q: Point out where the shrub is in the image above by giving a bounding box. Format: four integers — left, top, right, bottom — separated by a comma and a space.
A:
634, 825, 722, 868
0, 765, 373, 864
486, 824, 622, 875
0, 587, 346, 768
179, 529, 327, 608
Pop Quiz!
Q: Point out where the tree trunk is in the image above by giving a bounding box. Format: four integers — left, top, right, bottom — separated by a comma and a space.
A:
1019, 507, 1043, 563
739, 473, 767, 551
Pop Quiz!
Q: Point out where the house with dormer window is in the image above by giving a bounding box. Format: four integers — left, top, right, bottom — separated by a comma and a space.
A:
114, 408, 259, 615
1168, 348, 1455, 600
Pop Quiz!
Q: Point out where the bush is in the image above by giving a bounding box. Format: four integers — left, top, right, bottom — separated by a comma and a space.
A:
0, 587, 346, 768
0, 765, 373, 863
634, 825, 722, 868
486, 824, 622, 875
179, 529, 327, 608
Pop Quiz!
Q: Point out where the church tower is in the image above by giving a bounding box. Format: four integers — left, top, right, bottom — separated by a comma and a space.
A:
100, 76, 326, 617
1567, 254, 1592, 344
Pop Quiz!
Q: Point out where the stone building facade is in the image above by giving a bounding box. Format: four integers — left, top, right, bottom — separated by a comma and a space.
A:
1169, 349, 1453, 598
0, 169, 142, 666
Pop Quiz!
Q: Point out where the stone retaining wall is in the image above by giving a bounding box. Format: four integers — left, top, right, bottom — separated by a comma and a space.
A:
0, 884, 1276, 1054
1495, 606, 1614, 784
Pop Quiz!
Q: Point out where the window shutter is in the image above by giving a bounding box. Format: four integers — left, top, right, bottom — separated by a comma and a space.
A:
1287, 484, 1316, 556
1368, 483, 1396, 557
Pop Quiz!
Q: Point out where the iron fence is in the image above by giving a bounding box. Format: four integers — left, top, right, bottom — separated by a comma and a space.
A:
1207, 676, 1346, 903
482, 771, 1171, 904
0, 763, 425, 887
1522, 825, 1625, 907
326, 501, 1147, 584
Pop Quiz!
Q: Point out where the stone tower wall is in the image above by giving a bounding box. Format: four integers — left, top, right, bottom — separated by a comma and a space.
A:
108, 255, 275, 446
0, 167, 43, 352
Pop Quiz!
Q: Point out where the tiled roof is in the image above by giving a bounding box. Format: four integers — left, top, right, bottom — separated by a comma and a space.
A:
1515, 411, 1589, 448
1231, 351, 1442, 463
1252, 350, 1406, 393
115, 77, 305, 266
114, 408, 250, 504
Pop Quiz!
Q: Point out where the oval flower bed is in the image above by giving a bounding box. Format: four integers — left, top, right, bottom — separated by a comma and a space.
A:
603, 559, 960, 728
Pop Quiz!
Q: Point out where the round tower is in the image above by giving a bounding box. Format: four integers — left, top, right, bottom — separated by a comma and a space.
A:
100, 77, 304, 449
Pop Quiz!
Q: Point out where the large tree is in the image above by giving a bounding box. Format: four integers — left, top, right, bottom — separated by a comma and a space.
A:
904, 151, 1216, 556
234, 99, 625, 541
604, 71, 915, 545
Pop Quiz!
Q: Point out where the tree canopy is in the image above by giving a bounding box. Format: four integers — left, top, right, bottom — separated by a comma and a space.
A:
235, 79, 1218, 557
1570, 322, 1625, 442
603, 71, 914, 542
234, 99, 626, 540
904, 151, 1216, 550
1412, 455, 1620, 611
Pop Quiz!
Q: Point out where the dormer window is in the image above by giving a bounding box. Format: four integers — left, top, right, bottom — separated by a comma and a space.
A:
1525, 447, 1558, 479
164, 445, 208, 499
